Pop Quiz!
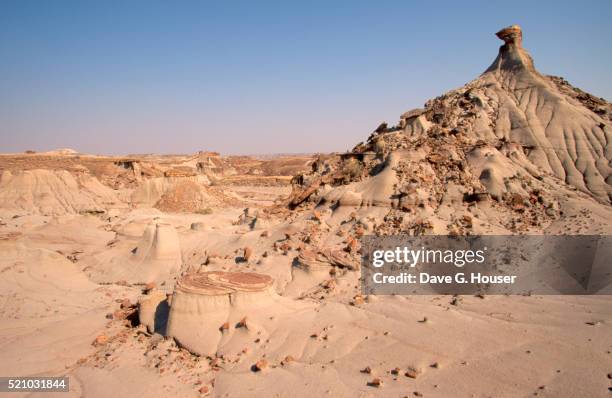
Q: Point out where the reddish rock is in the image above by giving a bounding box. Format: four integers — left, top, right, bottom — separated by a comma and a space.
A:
405, 366, 421, 379
351, 295, 365, 306
236, 317, 248, 329
112, 310, 126, 320
120, 298, 132, 309
367, 378, 383, 387
496, 24, 522, 47
92, 334, 108, 346
243, 247, 253, 261
252, 359, 268, 372
281, 355, 295, 366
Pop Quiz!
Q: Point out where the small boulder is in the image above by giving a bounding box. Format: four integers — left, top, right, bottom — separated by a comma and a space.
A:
252, 359, 268, 372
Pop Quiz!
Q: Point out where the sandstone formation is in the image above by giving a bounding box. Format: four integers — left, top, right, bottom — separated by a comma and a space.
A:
296, 247, 360, 274
165, 271, 277, 356
288, 25, 612, 235
481, 25, 610, 202
130, 175, 212, 210
89, 221, 182, 285
0, 169, 121, 216
138, 289, 169, 334
0, 151, 312, 215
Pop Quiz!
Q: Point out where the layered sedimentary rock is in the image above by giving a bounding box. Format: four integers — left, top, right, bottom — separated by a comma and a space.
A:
166, 272, 277, 356
296, 247, 360, 273
477, 25, 611, 202
0, 169, 122, 216
130, 175, 212, 209
287, 25, 611, 236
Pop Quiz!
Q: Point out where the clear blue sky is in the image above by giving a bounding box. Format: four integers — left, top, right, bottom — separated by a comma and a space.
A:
1, 0, 611, 155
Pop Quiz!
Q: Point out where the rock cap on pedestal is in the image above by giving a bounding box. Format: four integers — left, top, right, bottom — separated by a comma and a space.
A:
175, 271, 274, 295
495, 25, 522, 47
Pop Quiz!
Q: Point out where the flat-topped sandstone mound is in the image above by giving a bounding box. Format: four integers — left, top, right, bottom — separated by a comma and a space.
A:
165, 271, 301, 356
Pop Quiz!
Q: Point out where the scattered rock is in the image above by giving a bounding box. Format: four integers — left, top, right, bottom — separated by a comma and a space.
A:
236, 317, 248, 329
149, 333, 164, 346
367, 378, 383, 387
144, 281, 156, 292
252, 359, 268, 372
243, 247, 253, 262
405, 366, 421, 379
92, 334, 108, 346
351, 295, 365, 306
281, 355, 295, 366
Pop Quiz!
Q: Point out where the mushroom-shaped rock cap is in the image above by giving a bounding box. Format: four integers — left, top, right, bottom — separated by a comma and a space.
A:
485, 24, 534, 73
495, 25, 522, 47
175, 271, 274, 295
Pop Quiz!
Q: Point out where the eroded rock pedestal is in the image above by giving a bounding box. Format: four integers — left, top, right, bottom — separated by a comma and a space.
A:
166, 271, 278, 356
88, 220, 182, 285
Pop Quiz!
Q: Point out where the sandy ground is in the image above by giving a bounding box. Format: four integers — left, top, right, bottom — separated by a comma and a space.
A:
0, 195, 610, 398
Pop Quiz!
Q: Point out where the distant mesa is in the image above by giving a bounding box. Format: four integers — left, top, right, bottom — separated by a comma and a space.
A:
43, 148, 80, 156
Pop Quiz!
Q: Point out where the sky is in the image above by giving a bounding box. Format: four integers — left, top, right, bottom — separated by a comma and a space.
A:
1, 0, 611, 155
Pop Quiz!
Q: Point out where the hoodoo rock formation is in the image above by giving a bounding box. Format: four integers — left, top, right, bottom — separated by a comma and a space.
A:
166, 272, 279, 356
88, 221, 182, 285
481, 25, 610, 202
495, 24, 522, 47
288, 25, 611, 235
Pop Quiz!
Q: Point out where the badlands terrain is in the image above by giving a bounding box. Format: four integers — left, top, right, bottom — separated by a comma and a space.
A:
1, 26, 611, 397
